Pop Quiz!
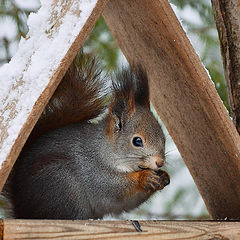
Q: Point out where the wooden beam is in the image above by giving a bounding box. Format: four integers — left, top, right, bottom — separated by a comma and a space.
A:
0, 0, 109, 192
103, 0, 240, 219
1, 219, 240, 239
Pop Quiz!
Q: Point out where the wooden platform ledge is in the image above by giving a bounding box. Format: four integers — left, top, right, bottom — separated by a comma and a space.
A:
0, 219, 240, 240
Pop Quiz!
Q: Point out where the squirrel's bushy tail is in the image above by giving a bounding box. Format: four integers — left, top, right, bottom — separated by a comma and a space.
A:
30, 53, 108, 141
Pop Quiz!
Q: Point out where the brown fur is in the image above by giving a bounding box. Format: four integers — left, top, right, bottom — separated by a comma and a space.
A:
29, 54, 107, 143
126, 170, 170, 195
106, 109, 115, 140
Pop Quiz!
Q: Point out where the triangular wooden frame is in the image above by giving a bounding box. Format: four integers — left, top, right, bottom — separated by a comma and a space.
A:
0, 0, 240, 222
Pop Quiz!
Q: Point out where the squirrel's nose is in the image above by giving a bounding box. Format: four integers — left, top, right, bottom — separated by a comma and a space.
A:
154, 154, 165, 168
155, 160, 164, 168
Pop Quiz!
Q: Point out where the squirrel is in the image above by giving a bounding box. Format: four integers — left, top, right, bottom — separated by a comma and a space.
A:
4, 53, 170, 220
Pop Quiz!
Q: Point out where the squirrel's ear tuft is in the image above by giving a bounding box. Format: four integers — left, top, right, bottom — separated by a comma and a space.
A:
133, 66, 150, 108
108, 66, 150, 137
111, 66, 150, 110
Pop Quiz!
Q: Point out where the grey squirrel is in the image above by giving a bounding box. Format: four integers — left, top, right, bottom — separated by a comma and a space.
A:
4, 53, 170, 219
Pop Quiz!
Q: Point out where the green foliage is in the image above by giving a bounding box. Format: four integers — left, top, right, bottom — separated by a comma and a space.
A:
83, 17, 119, 71
0, 0, 31, 37
0, 0, 39, 64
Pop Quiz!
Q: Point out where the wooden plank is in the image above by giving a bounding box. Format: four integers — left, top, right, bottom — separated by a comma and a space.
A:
0, 0, 109, 192
2, 219, 240, 240
103, 0, 240, 219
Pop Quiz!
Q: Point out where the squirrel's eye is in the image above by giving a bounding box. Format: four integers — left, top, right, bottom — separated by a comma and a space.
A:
132, 137, 143, 147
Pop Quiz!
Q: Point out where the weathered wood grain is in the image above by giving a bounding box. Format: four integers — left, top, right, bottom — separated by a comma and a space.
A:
0, 220, 3, 240
2, 220, 240, 240
103, 0, 240, 219
0, 0, 109, 192
211, 0, 240, 134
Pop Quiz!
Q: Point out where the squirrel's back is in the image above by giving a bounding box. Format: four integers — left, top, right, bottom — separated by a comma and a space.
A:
30, 53, 108, 142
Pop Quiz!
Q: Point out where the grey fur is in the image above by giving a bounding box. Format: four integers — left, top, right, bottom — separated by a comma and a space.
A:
4, 64, 168, 220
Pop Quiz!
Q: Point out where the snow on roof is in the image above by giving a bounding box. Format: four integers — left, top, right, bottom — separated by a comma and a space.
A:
0, 0, 98, 167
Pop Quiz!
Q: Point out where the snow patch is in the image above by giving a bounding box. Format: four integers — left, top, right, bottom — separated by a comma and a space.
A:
0, 0, 98, 167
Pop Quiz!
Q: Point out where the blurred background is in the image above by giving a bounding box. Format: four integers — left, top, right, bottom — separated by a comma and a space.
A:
0, 0, 228, 219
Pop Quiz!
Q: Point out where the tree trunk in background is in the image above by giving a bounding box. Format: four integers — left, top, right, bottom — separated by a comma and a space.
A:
211, 0, 240, 134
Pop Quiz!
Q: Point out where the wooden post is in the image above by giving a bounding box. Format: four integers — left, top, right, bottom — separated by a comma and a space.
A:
211, 0, 240, 134
0, 220, 240, 239
103, 0, 240, 219
0, 0, 109, 192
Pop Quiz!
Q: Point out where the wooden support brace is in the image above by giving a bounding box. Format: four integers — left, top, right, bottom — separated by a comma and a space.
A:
103, 0, 240, 219
0, 219, 240, 240
0, 0, 109, 192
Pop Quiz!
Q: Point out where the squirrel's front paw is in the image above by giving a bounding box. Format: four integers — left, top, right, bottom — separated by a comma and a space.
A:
140, 169, 170, 193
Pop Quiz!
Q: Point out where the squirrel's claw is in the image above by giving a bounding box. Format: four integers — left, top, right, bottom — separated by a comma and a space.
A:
139, 169, 170, 193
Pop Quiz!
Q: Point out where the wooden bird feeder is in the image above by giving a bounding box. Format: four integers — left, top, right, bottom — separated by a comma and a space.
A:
0, 0, 240, 239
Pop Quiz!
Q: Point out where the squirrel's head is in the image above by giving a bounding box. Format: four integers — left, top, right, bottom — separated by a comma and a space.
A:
107, 67, 165, 172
